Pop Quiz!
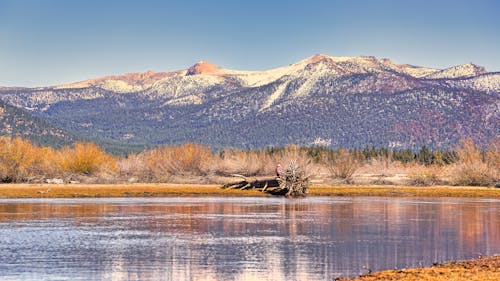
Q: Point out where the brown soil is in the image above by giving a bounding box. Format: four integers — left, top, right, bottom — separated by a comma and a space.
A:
337, 256, 500, 281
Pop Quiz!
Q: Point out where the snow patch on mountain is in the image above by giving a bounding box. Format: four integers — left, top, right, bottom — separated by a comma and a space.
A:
164, 94, 204, 106
311, 137, 332, 147
444, 73, 500, 93
147, 74, 224, 99
261, 81, 289, 111
425, 63, 486, 79
399, 65, 438, 78
222, 59, 311, 87
96, 80, 144, 93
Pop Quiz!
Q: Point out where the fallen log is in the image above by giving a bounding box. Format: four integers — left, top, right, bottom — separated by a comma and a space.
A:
221, 174, 280, 190
222, 160, 310, 197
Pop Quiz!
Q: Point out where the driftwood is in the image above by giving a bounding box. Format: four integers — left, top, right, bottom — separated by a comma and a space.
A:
221, 174, 280, 190
222, 161, 310, 197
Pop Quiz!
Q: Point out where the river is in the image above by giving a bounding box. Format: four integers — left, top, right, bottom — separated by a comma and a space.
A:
0, 197, 498, 280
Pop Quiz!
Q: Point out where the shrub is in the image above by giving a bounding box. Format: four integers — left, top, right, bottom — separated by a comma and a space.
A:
143, 143, 212, 180
215, 149, 270, 176
143, 147, 173, 181
324, 148, 360, 183
214, 145, 315, 178
58, 142, 117, 175
450, 139, 495, 186
485, 140, 499, 185
118, 153, 148, 180
408, 165, 443, 186
0, 136, 49, 182
170, 143, 212, 175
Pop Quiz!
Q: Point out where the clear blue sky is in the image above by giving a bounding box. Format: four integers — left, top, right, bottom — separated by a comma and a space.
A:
1, 0, 499, 87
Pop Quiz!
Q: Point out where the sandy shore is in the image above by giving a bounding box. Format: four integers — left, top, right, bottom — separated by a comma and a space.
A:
0, 183, 498, 198
337, 255, 500, 281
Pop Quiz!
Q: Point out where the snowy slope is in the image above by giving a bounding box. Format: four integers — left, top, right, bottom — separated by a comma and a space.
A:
424, 63, 486, 79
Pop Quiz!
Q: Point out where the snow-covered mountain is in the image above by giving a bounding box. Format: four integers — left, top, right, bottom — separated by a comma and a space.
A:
0, 54, 498, 150
424, 63, 486, 79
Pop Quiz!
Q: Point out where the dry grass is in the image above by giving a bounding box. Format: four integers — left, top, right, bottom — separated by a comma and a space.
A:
0, 183, 270, 198
308, 184, 500, 198
337, 255, 500, 281
0, 183, 498, 198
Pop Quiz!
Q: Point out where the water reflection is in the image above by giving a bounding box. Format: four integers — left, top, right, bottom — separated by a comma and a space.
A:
0, 197, 498, 280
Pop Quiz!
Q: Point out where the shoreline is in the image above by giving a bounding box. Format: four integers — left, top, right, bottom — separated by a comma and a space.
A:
0, 183, 499, 198
337, 255, 500, 281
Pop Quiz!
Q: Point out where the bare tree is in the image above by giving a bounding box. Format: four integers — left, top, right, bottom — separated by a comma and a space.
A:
325, 148, 360, 183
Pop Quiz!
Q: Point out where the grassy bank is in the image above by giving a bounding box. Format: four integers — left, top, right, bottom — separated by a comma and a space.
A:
337, 255, 500, 281
0, 183, 267, 198
311, 184, 500, 198
0, 183, 499, 198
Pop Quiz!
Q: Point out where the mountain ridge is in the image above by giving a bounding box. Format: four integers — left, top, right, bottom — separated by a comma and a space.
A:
0, 54, 498, 150
5, 54, 495, 93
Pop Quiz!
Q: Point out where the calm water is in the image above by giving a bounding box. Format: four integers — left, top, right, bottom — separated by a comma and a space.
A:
0, 197, 499, 280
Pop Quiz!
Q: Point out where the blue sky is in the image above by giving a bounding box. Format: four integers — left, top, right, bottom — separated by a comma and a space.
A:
1, 0, 499, 87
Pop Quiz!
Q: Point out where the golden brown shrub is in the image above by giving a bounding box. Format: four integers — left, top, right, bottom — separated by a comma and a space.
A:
450, 139, 495, 186
0, 136, 35, 182
58, 142, 117, 175
408, 164, 443, 186
0, 136, 61, 182
143, 143, 213, 180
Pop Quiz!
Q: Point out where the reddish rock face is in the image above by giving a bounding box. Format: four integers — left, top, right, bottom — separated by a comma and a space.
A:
186, 61, 220, 75
57, 70, 174, 88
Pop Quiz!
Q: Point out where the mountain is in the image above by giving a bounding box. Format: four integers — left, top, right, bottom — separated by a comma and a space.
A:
0, 54, 498, 150
0, 98, 149, 154
0, 98, 80, 147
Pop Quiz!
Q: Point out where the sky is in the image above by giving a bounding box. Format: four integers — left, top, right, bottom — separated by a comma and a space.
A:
1, 0, 499, 87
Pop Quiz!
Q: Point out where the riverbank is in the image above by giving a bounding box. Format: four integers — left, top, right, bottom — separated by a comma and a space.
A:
337, 255, 500, 281
0, 183, 499, 198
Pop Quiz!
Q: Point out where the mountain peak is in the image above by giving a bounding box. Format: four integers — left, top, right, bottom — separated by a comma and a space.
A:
307, 54, 332, 63
380, 58, 393, 64
425, 63, 487, 79
187, 61, 220, 75
305, 54, 358, 64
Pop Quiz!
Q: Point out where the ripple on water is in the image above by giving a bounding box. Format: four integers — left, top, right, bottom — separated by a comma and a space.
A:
0, 196, 498, 281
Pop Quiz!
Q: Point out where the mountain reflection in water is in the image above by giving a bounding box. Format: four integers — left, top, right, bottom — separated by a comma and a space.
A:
0, 197, 498, 280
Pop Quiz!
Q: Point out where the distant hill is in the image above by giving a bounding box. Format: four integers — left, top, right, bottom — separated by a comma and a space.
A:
0, 99, 80, 147
1, 54, 498, 150
0, 99, 148, 154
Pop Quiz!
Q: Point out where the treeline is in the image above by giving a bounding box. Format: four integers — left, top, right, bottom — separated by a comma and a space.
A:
0, 136, 498, 186
264, 145, 459, 166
